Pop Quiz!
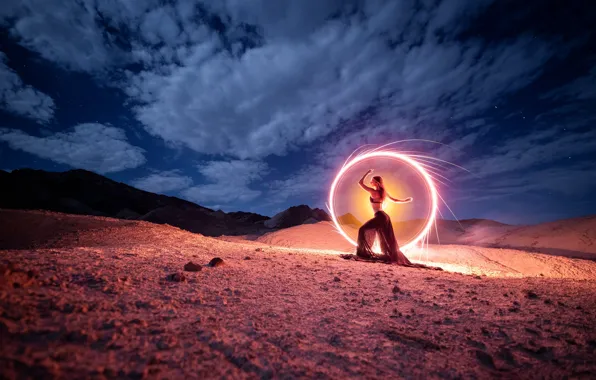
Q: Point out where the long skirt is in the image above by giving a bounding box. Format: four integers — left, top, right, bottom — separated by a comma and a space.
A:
356, 210, 413, 265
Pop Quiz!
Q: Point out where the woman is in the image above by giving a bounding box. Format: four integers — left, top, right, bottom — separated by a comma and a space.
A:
354, 169, 415, 265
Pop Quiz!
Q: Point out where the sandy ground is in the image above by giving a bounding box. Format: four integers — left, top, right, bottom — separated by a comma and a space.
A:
1, 210, 596, 379
256, 222, 596, 279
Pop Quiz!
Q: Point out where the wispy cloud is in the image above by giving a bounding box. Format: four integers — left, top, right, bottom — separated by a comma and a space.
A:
0, 123, 145, 173
0, 51, 55, 123
130, 170, 192, 194
180, 160, 268, 204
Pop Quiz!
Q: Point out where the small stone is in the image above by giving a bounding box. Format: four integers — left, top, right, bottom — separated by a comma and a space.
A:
392, 286, 400, 294
475, 350, 496, 369
208, 258, 224, 267
166, 273, 186, 282
255, 248, 264, 252
526, 290, 539, 299
27, 269, 39, 278
333, 276, 340, 282
183, 262, 202, 272
244, 256, 252, 260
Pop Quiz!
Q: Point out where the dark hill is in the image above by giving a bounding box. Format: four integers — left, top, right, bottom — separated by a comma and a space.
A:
0, 169, 269, 236
264, 205, 331, 229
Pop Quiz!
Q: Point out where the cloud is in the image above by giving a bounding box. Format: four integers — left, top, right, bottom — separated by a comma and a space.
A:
269, 164, 331, 201
196, 159, 268, 185
119, 0, 556, 161
0, 52, 55, 122
0, 1, 561, 160
464, 126, 596, 178
451, 161, 596, 208
542, 66, 596, 103
0, 123, 145, 173
130, 170, 192, 194
0, 0, 131, 72
180, 159, 267, 204
2, 0, 593, 219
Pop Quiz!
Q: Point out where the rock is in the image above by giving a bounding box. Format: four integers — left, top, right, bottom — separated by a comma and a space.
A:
475, 350, 496, 369
26, 269, 39, 278
244, 256, 252, 260
498, 348, 517, 366
333, 276, 341, 282
208, 258, 224, 267
183, 261, 202, 272
166, 273, 186, 282
255, 248, 263, 252
526, 290, 539, 299
392, 286, 401, 294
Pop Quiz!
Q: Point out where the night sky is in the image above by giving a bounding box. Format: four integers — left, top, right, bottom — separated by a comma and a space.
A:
1, 0, 595, 224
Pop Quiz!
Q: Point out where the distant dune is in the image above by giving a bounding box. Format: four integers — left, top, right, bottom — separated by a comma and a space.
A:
337, 212, 362, 228
327, 216, 596, 260
256, 222, 596, 278
423, 216, 596, 259
257, 216, 596, 263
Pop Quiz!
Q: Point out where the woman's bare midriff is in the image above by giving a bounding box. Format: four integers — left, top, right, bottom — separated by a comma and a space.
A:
371, 202, 383, 212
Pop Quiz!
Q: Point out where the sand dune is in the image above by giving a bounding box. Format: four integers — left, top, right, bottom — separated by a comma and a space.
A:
421, 217, 596, 259
259, 217, 596, 258
1, 210, 596, 378
256, 222, 596, 279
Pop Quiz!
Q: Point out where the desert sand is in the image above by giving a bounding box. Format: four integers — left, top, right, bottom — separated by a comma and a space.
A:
1, 209, 596, 379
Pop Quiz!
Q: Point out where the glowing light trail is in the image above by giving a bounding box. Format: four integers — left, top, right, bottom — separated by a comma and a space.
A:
328, 150, 439, 252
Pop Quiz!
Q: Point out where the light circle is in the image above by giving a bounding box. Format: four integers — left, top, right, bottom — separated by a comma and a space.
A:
328, 151, 438, 252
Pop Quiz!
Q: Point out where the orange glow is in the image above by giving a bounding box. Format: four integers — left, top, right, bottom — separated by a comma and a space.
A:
328, 150, 439, 252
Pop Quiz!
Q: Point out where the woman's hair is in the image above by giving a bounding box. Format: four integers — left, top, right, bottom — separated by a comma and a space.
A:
372, 175, 385, 198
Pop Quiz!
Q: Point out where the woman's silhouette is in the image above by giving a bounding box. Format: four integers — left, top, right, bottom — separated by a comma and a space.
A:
354, 169, 416, 265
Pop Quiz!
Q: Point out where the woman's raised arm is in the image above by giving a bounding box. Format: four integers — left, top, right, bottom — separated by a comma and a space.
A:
358, 169, 375, 192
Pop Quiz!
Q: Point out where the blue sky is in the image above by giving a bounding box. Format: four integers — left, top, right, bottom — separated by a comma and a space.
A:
0, 0, 595, 223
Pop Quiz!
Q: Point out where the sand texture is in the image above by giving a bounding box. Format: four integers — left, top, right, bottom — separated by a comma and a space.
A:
1, 210, 596, 379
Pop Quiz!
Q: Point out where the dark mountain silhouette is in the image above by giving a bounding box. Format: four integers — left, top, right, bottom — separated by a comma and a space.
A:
0, 169, 334, 236
227, 211, 270, 224
0, 169, 270, 236
264, 205, 331, 229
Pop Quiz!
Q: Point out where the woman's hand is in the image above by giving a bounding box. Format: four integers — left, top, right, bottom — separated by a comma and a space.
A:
366, 169, 373, 175
404, 197, 413, 203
